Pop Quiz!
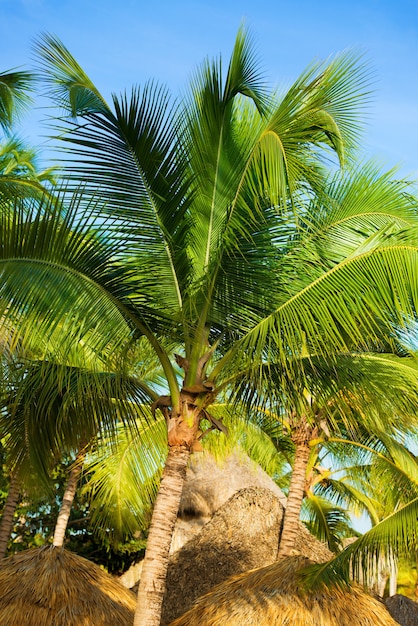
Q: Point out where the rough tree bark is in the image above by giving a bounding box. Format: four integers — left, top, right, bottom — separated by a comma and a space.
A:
134, 445, 190, 626
52, 449, 86, 548
134, 383, 208, 626
277, 419, 315, 560
0, 473, 20, 557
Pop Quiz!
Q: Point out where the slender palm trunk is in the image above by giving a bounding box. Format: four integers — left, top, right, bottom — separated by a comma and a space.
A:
0, 473, 20, 557
389, 557, 398, 597
277, 422, 313, 560
134, 445, 190, 626
52, 449, 85, 548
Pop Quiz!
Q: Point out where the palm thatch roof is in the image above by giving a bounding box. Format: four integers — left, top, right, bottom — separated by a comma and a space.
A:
161, 487, 333, 624
171, 450, 288, 551
0, 545, 136, 625
385, 594, 418, 625
168, 555, 399, 626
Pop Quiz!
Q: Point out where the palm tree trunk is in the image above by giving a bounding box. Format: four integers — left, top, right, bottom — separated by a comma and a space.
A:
277, 423, 312, 560
52, 450, 85, 548
389, 557, 398, 597
0, 473, 20, 557
134, 445, 190, 626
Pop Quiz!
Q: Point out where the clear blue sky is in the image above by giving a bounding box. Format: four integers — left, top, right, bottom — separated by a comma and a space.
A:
1, 0, 417, 177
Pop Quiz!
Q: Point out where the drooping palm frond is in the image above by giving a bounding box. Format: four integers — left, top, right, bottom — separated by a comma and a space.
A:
254, 49, 372, 198
34, 34, 191, 329
84, 414, 167, 542
311, 472, 380, 525
1, 357, 155, 487
302, 494, 355, 553
228, 349, 418, 442
0, 189, 136, 362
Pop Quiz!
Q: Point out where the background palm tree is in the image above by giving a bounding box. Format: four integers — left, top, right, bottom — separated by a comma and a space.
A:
0, 69, 57, 200
300, 432, 418, 594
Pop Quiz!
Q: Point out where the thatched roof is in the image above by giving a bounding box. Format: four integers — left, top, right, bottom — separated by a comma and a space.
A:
385, 594, 418, 625
168, 555, 399, 626
171, 450, 287, 552
161, 487, 333, 624
0, 545, 136, 625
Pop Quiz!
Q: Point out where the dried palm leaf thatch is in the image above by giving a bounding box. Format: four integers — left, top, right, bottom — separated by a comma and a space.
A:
0, 545, 136, 626
162, 487, 332, 624
168, 555, 399, 626
385, 594, 418, 625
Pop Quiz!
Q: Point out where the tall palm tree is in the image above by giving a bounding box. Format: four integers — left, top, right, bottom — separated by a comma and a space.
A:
300, 432, 418, 593
0, 27, 413, 625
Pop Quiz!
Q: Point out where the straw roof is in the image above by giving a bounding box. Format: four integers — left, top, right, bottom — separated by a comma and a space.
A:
385, 594, 418, 625
168, 555, 399, 626
0, 545, 136, 625
171, 450, 287, 552
161, 487, 333, 624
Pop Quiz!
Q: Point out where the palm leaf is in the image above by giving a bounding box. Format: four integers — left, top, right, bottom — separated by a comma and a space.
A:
302, 494, 354, 552
0, 189, 137, 361
35, 34, 191, 322
301, 497, 418, 589
84, 414, 167, 542
0, 70, 33, 133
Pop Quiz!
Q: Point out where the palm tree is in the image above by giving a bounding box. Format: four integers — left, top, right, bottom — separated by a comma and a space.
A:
300, 431, 418, 595
0, 27, 412, 625
0, 69, 56, 200
278, 352, 418, 560
0, 341, 157, 555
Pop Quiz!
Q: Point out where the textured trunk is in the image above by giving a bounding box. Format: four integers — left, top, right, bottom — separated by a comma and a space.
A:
0, 473, 20, 557
134, 445, 190, 626
277, 430, 311, 560
52, 450, 85, 548
388, 555, 398, 597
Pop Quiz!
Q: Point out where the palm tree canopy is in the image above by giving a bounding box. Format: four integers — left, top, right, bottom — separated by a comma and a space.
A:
30, 29, 407, 396
300, 433, 418, 589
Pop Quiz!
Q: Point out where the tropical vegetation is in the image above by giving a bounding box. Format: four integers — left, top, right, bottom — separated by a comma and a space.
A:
0, 25, 417, 626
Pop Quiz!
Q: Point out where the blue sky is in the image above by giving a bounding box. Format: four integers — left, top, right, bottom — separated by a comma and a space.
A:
1, 0, 418, 176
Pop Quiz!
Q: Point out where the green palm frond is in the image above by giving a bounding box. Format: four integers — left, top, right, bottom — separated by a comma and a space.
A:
0, 189, 137, 361
221, 241, 418, 379
84, 414, 167, 542
0, 70, 33, 133
201, 403, 289, 478
301, 497, 418, 589
257, 49, 371, 197
302, 494, 355, 552
35, 36, 191, 323
0, 136, 58, 202
1, 356, 155, 485
35, 33, 108, 116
